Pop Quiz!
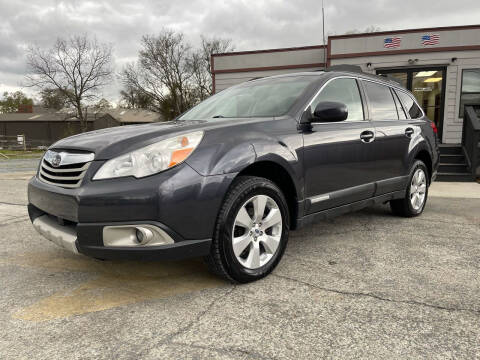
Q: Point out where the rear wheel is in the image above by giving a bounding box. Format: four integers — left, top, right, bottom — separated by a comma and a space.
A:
390, 160, 429, 217
205, 176, 289, 283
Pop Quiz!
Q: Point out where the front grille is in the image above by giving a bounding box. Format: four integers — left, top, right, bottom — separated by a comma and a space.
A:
38, 151, 94, 188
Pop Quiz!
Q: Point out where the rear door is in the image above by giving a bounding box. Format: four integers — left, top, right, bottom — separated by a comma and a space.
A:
361, 80, 413, 194
303, 77, 377, 214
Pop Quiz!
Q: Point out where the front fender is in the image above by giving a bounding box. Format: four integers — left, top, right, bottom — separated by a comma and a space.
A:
186, 140, 256, 176
185, 120, 304, 203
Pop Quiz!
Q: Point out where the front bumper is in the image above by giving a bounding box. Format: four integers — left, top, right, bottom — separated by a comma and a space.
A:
28, 210, 211, 260
28, 162, 235, 260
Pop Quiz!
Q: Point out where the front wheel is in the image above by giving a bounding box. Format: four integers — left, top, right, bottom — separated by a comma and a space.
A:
390, 160, 429, 217
205, 176, 290, 283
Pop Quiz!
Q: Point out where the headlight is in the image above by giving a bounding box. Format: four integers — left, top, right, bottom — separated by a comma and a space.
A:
93, 131, 204, 180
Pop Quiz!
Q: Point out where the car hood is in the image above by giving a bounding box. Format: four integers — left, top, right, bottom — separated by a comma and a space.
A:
50, 120, 212, 160
49, 118, 268, 160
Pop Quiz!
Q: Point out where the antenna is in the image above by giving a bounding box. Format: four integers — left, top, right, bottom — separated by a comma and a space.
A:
322, 0, 327, 70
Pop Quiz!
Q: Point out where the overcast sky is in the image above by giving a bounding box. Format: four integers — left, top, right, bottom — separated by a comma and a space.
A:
1, 0, 479, 103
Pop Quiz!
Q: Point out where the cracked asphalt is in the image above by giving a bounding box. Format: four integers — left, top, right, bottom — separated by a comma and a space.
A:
0, 170, 479, 359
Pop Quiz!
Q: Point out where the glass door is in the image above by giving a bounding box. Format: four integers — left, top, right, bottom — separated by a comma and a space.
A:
411, 70, 444, 129
377, 67, 446, 141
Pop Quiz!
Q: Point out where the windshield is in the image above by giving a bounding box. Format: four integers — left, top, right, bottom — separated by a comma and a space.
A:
179, 75, 319, 121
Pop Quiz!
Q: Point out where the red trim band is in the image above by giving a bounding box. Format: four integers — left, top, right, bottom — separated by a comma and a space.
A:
213, 63, 326, 74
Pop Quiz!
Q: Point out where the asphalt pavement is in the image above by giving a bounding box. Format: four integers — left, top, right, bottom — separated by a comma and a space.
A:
0, 171, 479, 359
0, 158, 41, 173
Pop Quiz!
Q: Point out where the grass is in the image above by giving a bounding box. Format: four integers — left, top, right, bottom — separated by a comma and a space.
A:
0, 149, 45, 160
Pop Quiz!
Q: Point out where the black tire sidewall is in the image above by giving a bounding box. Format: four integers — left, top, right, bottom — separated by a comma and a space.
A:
218, 178, 289, 282
406, 161, 429, 215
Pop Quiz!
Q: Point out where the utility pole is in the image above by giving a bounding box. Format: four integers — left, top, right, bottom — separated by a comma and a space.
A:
322, 0, 327, 70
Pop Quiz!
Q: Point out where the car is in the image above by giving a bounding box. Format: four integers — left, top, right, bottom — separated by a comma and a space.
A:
28, 71, 440, 283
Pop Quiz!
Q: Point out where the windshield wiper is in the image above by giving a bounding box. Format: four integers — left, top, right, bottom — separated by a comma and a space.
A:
212, 115, 225, 118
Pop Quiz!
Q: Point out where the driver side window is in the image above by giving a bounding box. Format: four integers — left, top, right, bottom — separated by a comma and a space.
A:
311, 78, 365, 121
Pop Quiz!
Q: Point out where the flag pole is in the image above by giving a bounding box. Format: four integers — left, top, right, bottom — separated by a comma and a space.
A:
322, 0, 327, 70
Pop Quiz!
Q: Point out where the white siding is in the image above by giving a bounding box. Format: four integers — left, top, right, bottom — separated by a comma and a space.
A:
213, 46, 325, 92
443, 65, 461, 144
214, 47, 325, 71
214, 66, 324, 92
331, 28, 480, 55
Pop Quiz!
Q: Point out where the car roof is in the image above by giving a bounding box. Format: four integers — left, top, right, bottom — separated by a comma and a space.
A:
252, 70, 406, 91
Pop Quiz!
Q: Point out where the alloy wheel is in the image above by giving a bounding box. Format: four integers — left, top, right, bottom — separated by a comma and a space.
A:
232, 195, 283, 269
410, 168, 427, 211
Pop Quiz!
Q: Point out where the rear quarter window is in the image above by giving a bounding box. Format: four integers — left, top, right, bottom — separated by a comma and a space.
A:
396, 90, 423, 119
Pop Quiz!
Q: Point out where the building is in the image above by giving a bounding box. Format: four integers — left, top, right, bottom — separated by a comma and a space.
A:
212, 24, 480, 145
0, 106, 163, 148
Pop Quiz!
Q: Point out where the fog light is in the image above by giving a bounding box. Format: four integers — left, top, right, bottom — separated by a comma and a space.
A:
103, 224, 175, 247
135, 227, 154, 245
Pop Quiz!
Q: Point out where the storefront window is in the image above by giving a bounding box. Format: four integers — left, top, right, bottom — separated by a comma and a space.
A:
459, 69, 480, 118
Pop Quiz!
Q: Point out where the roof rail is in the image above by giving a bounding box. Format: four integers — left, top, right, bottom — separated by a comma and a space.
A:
378, 74, 404, 86
326, 65, 364, 73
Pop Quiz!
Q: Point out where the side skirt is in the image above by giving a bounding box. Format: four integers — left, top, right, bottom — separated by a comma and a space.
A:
295, 190, 406, 229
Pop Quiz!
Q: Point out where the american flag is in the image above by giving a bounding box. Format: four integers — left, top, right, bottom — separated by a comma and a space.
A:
384, 37, 401, 48
422, 34, 440, 46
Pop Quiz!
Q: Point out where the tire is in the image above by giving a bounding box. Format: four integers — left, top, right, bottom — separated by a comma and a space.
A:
390, 160, 429, 217
205, 176, 290, 283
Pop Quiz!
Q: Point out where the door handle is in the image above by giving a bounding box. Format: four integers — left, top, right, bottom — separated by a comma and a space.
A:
405, 127, 414, 137
360, 130, 375, 143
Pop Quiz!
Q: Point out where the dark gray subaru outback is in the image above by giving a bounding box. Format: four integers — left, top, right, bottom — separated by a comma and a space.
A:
28, 71, 439, 283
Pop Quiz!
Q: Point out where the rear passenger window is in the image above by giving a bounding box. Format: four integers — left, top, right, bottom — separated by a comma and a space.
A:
363, 81, 399, 120
392, 91, 407, 119
396, 90, 423, 119
311, 78, 364, 121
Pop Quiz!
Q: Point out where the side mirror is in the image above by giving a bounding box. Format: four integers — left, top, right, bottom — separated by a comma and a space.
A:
312, 101, 348, 122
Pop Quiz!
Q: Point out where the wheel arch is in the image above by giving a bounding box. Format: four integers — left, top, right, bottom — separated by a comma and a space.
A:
413, 149, 433, 184
236, 161, 300, 230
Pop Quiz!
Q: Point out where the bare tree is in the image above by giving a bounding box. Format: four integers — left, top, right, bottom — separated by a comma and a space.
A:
121, 30, 194, 120
121, 30, 234, 120
343, 26, 382, 35
26, 34, 113, 131
39, 88, 69, 110
190, 36, 234, 100
93, 98, 112, 111
119, 86, 154, 110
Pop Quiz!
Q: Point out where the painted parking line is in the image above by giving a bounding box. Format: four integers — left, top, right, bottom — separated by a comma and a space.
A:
4, 251, 225, 321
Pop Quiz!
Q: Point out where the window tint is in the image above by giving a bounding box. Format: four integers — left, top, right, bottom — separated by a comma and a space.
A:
392, 91, 407, 119
396, 90, 423, 119
363, 81, 398, 120
311, 78, 364, 121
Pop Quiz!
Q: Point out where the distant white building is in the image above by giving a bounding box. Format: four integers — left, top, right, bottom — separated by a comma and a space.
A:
212, 24, 480, 145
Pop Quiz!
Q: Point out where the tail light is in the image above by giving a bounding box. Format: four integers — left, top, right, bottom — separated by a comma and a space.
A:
430, 121, 438, 134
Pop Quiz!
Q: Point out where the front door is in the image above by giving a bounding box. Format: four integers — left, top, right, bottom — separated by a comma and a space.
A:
377, 67, 446, 141
303, 77, 377, 214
